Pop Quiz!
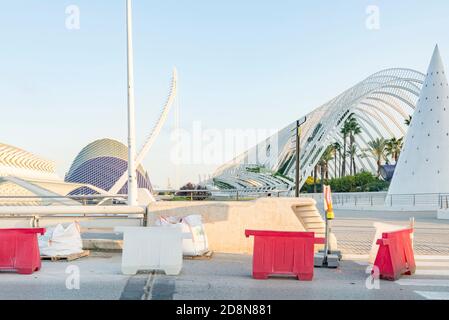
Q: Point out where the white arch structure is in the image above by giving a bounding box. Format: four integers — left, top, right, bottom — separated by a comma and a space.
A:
212, 68, 425, 192
109, 68, 178, 194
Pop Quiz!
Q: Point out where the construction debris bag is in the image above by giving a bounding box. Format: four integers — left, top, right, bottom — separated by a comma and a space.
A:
38, 222, 84, 257
155, 215, 209, 256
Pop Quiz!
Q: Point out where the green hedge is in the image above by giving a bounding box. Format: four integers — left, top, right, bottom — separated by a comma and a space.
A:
301, 171, 389, 193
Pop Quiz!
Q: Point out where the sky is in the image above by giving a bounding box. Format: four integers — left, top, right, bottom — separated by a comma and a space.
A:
1, 0, 449, 189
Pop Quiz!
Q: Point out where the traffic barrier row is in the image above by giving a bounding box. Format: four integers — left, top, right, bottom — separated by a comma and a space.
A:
0, 226, 416, 283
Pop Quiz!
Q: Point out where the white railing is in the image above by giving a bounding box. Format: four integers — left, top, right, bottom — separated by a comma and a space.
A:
299, 191, 449, 209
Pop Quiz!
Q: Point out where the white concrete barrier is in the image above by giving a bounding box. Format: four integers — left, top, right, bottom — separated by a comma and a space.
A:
114, 225, 184, 275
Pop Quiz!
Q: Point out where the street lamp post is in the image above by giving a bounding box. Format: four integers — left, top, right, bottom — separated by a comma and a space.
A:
295, 117, 307, 197
126, 0, 138, 206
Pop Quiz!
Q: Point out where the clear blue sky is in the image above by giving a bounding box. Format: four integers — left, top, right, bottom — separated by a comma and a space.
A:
1, 0, 448, 188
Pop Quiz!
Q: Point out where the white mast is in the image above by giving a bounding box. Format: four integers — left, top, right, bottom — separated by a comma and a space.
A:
126, 0, 138, 205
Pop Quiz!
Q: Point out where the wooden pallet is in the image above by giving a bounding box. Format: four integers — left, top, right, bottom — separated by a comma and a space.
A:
184, 250, 213, 260
41, 250, 90, 262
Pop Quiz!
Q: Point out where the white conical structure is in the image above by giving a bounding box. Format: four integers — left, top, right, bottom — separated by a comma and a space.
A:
388, 45, 449, 195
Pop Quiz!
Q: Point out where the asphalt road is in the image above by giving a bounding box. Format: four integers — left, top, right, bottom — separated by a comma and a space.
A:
1, 252, 449, 300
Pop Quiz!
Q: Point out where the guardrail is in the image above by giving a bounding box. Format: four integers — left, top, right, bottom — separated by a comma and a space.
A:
0, 194, 128, 206
299, 192, 449, 209
154, 189, 291, 201
2, 189, 448, 209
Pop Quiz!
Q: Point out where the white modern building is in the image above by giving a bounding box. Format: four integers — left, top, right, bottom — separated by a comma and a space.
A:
211, 68, 425, 192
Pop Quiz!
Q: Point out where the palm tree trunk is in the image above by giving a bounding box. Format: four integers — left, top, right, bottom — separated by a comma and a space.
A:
377, 158, 381, 177
334, 153, 337, 178
349, 134, 354, 176
320, 164, 325, 192
338, 150, 342, 178
341, 136, 347, 177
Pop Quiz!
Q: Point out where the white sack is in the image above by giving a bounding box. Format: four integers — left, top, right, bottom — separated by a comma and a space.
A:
155, 215, 209, 256
39, 222, 83, 257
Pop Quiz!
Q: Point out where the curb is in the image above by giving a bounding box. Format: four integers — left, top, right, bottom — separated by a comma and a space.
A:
83, 239, 123, 252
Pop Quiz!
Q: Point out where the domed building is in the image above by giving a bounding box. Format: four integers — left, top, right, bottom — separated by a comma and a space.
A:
0, 142, 106, 205
65, 138, 152, 195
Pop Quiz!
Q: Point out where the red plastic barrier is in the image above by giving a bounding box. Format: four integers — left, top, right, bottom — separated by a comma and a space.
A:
0, 228, 46, 275
373, 228, 415, 281
245, 230, 325, 281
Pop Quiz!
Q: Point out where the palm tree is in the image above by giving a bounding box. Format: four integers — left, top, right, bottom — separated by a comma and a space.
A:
321, 146, 334, 179
385, 137, 404, 164
404, 115, 412, 126
365, 138, 387, 177
313, 164, 318, 193
332, 142, 341, 178
347, 117, 361, 175
346, 145, 358, 175
318, 146, 334, 190
340, 118, 352, 177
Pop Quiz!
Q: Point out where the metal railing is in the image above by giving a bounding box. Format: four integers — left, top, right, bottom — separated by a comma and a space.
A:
154, 189, 291, 201
0, 194, 128, 206
299, 191, 449, 209
1, 190, 448, 208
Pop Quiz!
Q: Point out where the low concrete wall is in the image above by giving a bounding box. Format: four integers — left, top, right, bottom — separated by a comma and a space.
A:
148, 198, 331, 254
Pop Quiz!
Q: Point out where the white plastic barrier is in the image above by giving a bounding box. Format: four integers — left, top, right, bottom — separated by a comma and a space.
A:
115, 226, 184, 275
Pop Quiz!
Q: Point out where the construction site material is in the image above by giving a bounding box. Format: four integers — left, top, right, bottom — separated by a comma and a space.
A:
41, 250, 90, 262
315, 185, 341, 268
0, 228, 45, 274
156, 214, 209, 256
373, 228, 416, 281
115, 225, 184, 275
184, 250, 214, 260
245, 230, 325, 280
39, 223, 83, 257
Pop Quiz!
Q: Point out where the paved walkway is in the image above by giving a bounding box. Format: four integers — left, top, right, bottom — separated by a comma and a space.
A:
332, 209, 449, 255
